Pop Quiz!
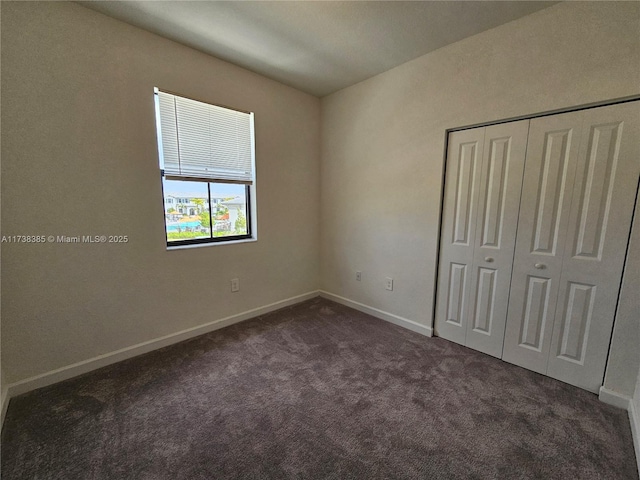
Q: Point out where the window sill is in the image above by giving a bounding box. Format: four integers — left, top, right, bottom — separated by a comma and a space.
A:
166, 237, 257, 251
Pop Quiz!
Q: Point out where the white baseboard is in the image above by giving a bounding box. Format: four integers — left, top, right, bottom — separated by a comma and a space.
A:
599, 386, 631, 410
319, 290, 432, 337
5, 290, 320, 400
630, 400, 640, 477
599, 386, 640, 476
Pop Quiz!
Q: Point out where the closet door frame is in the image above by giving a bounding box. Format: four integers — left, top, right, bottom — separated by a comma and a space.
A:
432, 94, 640, 359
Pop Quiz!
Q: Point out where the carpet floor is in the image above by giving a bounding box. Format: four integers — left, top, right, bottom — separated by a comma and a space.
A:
1, 297, 638, 479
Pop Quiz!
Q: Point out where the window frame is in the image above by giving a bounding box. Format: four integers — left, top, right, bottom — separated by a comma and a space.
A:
154, 88, 257, 249
160, 176, 253, 247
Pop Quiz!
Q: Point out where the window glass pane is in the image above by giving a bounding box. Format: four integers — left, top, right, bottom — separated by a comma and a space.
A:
210, 183, 248, 237
163, 179, 210, 242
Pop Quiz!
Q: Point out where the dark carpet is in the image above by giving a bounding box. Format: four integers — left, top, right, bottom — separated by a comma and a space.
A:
1, 297, 638, 479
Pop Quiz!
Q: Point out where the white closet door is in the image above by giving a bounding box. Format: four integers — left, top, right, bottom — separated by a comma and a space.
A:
502, 111, 584, 373
465, 120, 529, 357
546, 102, 640, 392
435, 128, 485, 345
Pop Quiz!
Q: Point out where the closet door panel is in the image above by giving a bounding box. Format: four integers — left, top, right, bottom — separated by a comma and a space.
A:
465, 120, 529, 358
547, 102, 640, 392
502, 111, 584, 373
435, 128, 485, 345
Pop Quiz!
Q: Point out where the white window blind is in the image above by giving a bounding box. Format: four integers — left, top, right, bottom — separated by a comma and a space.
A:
156, 90, 255, 184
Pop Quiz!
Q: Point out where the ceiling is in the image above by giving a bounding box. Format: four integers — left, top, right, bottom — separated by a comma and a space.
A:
80, 1, 557, 97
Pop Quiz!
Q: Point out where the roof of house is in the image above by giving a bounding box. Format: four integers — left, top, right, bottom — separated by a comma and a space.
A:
220, 196, 246, 206
166, 194, 227, 200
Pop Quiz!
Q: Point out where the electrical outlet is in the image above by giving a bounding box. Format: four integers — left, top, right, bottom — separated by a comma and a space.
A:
385, 277, 393, 291
231, 278, 240, 292
356, 271, 362, 281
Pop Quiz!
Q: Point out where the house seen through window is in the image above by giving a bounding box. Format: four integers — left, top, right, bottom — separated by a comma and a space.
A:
154, 88, 255, 246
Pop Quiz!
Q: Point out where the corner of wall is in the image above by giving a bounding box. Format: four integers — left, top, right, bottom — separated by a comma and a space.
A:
599, 386, 631, 410
1, 384, 9, 430
319, 290, 432, 338
603, 193, 640, 398
630, 401, 640, 477
632, 369, 640, 475
599, 384, 640, 476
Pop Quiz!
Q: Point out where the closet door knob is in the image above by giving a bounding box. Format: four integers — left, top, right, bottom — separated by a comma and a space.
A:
534, 263, 546, 269
484, 257, 494, 263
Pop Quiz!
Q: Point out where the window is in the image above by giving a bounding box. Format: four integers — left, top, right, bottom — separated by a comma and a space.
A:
154, 88, 255, 246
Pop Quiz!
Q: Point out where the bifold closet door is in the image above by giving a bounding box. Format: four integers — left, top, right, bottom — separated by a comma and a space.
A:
435, 127, 485, 346
465, 121, 529, 357
546, 102, 640, 392
502, 111, 584, 374
435, 120, 529, 356
503, 101, 640, 392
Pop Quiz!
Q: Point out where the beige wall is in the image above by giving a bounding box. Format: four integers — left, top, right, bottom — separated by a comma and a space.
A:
630, 219, 640, 473
635, 366, 640, 426
0, 2, 321, 383
606, 202, 640, 397
1, 1, 638, 404
320, 2, 640, 393
637, 367, 640, 419
635, 369, 640, 472
635, 367, 640, 418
